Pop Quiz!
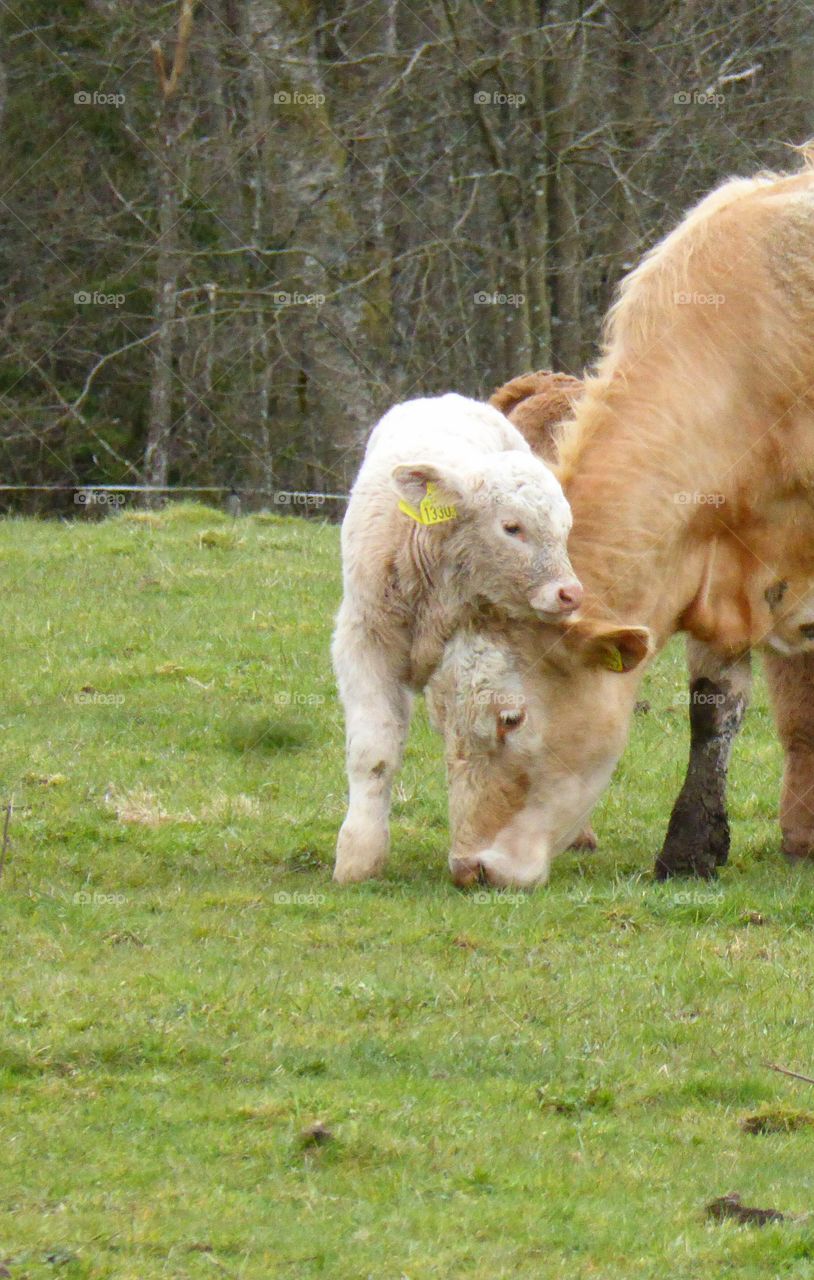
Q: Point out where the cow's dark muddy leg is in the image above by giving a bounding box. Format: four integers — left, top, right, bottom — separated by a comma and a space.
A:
764, 650, 814, 861
655, 640, 751, 880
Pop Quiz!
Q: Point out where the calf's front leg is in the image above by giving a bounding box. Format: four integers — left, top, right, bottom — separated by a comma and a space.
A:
333, 616, 413, 883
764, 649, 814, 860
655, 640, 751, 880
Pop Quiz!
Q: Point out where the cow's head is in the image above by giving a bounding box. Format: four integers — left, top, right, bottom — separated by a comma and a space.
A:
426, 618, 652, 888
391, 452, 582, 618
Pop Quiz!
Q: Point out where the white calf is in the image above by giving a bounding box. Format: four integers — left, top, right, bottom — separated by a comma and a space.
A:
332, 393, 581, 884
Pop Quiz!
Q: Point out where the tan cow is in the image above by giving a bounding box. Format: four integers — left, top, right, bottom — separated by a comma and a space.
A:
492, 369, 814, 875
428, 157, 814, 888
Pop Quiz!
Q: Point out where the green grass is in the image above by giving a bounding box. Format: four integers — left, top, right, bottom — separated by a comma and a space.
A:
2, 503, 814, 1279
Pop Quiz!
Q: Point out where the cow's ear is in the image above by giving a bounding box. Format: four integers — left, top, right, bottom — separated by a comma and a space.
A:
391, 462, 466, 510
565, 620, 652, 673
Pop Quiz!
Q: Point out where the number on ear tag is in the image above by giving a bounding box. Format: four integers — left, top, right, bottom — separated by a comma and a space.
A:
399, 481, 457, 526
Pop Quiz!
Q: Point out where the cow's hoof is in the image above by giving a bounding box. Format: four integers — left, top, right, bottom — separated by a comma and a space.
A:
655, 807, 729, 880
449, 858, 483, 888
655, 851, 718, 881
568, 826, 598, 851
781, 830, 814, 863
449, 848, 549, 890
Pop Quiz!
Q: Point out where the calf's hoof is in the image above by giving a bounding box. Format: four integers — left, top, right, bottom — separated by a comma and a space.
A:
333, 822, 388, 884
655, 805, 729, 880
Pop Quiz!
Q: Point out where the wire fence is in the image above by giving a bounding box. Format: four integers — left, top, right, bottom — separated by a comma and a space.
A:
0, 484, 350, 497
0, 484, 351, 518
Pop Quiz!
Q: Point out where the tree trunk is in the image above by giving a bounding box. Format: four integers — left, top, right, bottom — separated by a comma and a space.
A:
142, 0, 195, 507
545, 4, 585, 372
142, 128, 178, 507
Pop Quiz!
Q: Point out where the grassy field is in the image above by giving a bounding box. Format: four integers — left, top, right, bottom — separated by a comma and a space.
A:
2, 503, 814, 1279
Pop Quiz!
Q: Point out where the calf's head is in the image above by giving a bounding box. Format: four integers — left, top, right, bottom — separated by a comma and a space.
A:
426, 619, 652, 888
391, 454, 582, 618
761, 576, 814, 655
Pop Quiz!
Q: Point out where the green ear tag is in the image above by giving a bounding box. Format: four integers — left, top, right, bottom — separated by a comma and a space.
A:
601, 645, 625, 673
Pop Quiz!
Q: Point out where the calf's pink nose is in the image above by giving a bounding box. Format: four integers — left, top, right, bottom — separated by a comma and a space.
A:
557, 580, 583, 611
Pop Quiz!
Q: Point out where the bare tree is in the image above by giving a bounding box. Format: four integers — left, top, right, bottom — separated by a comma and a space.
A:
142, 0, 197, 507
0, 0, 813, 509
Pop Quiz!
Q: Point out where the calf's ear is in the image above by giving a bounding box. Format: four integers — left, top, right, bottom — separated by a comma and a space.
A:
390, 462, 465, 510
565, 620, 652, 673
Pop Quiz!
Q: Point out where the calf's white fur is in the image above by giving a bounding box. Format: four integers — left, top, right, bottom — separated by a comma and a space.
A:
332, 392, 579, 884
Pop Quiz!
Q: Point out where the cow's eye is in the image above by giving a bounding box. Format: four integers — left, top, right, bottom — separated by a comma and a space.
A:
502, 521, 523, 537
799, 623, 814, 640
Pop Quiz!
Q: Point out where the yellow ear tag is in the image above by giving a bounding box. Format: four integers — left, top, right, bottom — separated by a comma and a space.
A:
601, 645, 625, 673
399, 481, 457, 526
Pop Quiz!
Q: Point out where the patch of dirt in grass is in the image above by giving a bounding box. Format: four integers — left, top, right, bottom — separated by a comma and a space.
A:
707, 1193, 787, 1226
604, 908, 641, 931
537, 1082, 615, 1115
203, 792, 260, 820
106, 787, 194, 826
105, 787, 258, 825
300, 1120, 334, 1149
104, 930, 146, 947
452, 934, 479, 950
741, 1107, 814, 1135
283, 846, 326, 873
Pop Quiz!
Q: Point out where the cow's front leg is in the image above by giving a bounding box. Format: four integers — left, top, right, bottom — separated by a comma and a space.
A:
764, 649, 814, 860
655, 640, 751, 879
333, 622, 413, 884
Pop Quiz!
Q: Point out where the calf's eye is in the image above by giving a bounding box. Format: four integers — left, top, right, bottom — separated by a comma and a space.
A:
502, 521, 523, 537
799, 623, 814, 640
496, 707, 526, 742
